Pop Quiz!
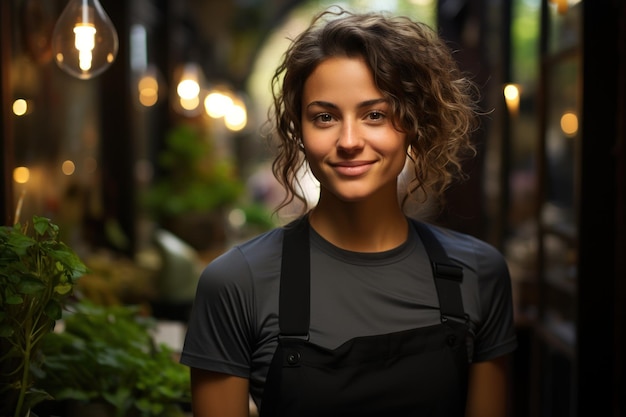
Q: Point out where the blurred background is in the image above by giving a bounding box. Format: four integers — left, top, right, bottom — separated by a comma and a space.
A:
0, 0, 624, 416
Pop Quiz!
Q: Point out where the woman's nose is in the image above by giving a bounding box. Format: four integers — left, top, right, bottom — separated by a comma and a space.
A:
336, 121, 364, 151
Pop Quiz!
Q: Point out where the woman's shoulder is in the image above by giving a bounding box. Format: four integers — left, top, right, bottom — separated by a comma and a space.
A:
198, 226, 285, 287
209, 226, 284, 265
411, 219, 508, 274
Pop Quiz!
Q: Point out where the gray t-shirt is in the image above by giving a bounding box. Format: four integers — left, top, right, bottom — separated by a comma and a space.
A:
180, 220, 517, 406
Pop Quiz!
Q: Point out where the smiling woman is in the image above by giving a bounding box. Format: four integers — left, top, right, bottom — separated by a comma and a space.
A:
181, 7, 517, 417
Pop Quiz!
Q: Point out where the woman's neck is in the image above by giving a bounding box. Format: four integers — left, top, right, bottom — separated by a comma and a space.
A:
308, 194, 409, 253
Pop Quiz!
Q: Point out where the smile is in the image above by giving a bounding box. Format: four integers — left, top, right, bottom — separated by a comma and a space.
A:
330, 161, 375, 177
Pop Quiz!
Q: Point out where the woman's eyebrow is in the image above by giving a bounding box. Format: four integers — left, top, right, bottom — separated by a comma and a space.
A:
305, 100, 338, 110
305, 98, 387, 110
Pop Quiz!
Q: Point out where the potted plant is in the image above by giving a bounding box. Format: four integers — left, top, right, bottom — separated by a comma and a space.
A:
39, 300, 191, 417
0, 216, 87, 417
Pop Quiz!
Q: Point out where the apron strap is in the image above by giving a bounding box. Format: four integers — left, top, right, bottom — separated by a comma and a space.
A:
279, 216, 310, 338
278, 216, 466, 337
411, 220, 466, 322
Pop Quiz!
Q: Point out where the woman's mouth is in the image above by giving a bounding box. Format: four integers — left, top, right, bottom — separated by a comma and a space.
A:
330, 161, 374, 177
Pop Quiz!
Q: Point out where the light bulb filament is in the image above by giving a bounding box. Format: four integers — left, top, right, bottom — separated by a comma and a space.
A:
74, 23, 97, 71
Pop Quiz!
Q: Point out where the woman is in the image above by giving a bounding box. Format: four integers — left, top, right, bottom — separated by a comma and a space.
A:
180, 7, 517, 417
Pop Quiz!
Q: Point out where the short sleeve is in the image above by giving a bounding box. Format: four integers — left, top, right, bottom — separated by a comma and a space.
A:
471, 243, 518, 362
179, 247, 256, 378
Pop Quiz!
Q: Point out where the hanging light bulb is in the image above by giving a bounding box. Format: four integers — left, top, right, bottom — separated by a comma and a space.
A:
173, 63, 205, 115
52, 0, 119, 80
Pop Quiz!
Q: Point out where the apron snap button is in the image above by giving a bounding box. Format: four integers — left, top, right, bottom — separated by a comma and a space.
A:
446, 335, 457, 346
286, 351, 301, 365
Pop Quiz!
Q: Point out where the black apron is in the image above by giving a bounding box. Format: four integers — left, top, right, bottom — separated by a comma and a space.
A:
260, 217, 470, 417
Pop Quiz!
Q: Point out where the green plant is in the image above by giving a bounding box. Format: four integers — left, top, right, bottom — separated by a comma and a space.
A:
0, 216, 87, 417
40, 300, 191, 417
142, 123, 244, 221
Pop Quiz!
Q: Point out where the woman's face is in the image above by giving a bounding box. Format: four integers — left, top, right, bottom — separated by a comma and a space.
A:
301, 56, 408, 204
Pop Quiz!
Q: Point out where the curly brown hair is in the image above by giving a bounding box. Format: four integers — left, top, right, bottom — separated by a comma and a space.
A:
268, 7, 480, 213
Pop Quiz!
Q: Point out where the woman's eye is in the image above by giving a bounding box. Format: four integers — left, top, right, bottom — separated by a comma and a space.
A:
368, 111, 385, 121
315, 113, 333, 123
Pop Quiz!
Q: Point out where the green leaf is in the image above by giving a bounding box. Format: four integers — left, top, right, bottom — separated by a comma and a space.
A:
50, 248, 88, 279
5, 232, 34, 255
44, 299, 62, 320
17, 277, 46, 294
33, 216, 58, 237
22, 388, 53, 413
5, 294, 24, 304
54, 282, 73, 295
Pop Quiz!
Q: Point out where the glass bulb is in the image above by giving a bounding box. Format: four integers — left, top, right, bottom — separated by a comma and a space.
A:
52, 0, 118, 80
